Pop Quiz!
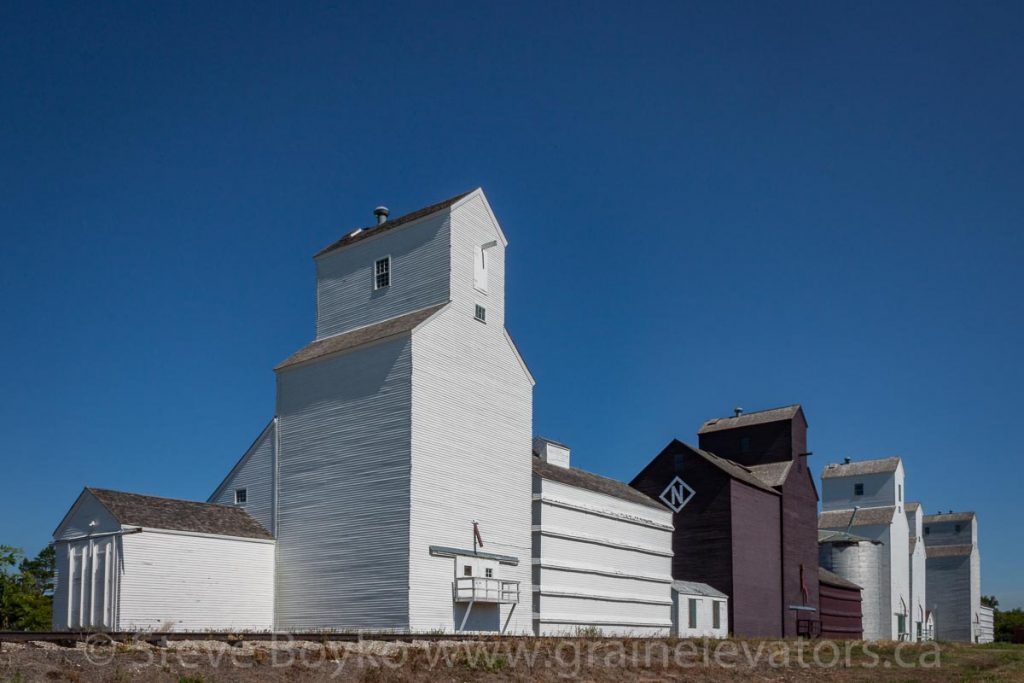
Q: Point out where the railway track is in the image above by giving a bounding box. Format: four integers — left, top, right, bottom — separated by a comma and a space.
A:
0, 631, 506, 646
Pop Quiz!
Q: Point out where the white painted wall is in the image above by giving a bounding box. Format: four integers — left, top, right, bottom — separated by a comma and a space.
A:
673, 591, 728, 639
53, 535, 119, 631
407, 194, 533, 634
532, 477, 674, 636
118, 530, 274, 631
315, 210, 451, 339
275, 334, 413, 630
209, 419, 276, 535
907, 506, 928, 640
821, 462, 905, 512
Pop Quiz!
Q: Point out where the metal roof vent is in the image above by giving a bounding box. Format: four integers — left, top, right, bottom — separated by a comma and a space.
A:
844, 457, 851, 465
374, 206, 389, 225
734, 407, 743, 417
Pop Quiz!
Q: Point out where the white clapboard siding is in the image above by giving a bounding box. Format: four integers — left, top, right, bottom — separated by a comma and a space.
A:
209, 419, 276, 535
533, 473, 673, 637
408, 196, 533, 634
315, 210, 451, 339
275, 334, 413, 630
926, 552, 974, 641
117, 530, 274, 631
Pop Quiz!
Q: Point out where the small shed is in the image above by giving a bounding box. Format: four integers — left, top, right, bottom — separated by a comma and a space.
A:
672, 581, 729, 638
818, 567, 863, 640
53, 488, 275, 632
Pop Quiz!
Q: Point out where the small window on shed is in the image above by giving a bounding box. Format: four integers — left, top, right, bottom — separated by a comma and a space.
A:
854, 483, 864, 496
234, 488, 247, 504
688, 599, 698, 629
374, 257, 391, 290
463, 565, 473, 577
712, 601, 722, 629
474, 304, 487, 323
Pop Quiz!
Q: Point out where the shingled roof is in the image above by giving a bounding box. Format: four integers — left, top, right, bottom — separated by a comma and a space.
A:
697, 405, 802, 434
821, 456, 901, 479
532, 457, 665, 510
819, 567, 862, 591
689, 446, 780, 495
818, 505, 897, 530
748, 461, 793, 489
275, 304, 446, 371
922, 511, 976, 523
925, 544, 974, 559
86, 488, 273, 540
315, 190, 474, 258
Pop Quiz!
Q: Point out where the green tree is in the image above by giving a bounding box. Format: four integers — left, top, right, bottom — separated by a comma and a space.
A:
994, 607, 1024, 643
0, 544, 54, 631
982, 595, 999, 609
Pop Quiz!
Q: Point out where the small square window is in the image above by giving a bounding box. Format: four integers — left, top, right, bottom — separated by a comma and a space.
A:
234, 488, 247, 504
485, 568, 493, 578
463, 565, 473, 577
374, 257, 391, 289
854, 483, 864, 496
474, 304, 487, 323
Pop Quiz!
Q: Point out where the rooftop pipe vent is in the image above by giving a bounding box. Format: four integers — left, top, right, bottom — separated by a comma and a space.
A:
844, 457, 851, 465
373, 206, 389, 225
734, 407, 743, 417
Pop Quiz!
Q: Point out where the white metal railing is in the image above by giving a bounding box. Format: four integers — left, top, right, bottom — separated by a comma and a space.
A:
452, 577, 520, 604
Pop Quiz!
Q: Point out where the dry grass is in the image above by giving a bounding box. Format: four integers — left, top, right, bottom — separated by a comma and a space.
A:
0, 638, 1021, 682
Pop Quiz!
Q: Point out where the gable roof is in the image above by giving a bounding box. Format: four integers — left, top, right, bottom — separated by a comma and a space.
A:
925, 544, 974, 559
818, 529, 880, 544
818, 505, 897, 530
673, 580, 728, 599
275, 304, 446, 371
689, 445, 780, 495
532, 456, 665, 510
748, 461, 793, 489
922, 511, 976, 524
86, 488, 273, 540
315, 190, 474, 258
819, 567, 862, 591
821, 456, 901, 479
905, 502, 921, 513
697, 405, 803, 435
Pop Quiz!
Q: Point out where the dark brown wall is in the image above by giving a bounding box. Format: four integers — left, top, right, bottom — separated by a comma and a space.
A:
819, 581, 863, 640
780, 459, 820, 636
698, 410, 808, 468
730, 480, 783, 637
630, 442, 734, 596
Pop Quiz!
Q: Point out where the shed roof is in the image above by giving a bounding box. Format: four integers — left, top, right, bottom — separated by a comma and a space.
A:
818, 529, 880, 544
673, 580, 728, 599
821, 456, 901, 479
748, 461, 793, 488
315, 190, 474, 258
818, 506, 896, 530
698, 405, 803, 434
275, 304, 446, 371
86, 488, 273, 540
532, 456, 664, 510
922, 511, 976, 523
818, 567, 862, 591
925, 544, 974, 559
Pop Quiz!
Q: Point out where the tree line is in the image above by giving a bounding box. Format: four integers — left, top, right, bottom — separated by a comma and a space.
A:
0, 544, 54, 630
982, 595, 1024, 643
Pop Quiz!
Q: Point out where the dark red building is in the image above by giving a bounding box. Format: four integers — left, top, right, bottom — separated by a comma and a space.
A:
818, 568, 864, 640
631, 440, 783, 637
697, 405, 820, 637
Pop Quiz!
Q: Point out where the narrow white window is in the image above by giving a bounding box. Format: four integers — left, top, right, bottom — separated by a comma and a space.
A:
234, 488, 247, 504
374, 257, 391, 289
474, 304, 487, 323
474, 245, 489, 292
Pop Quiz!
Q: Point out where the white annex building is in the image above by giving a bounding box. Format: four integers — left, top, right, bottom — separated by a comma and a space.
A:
818, 457, 912, 641
52, 189, 676, 634
923, 511, 988, 643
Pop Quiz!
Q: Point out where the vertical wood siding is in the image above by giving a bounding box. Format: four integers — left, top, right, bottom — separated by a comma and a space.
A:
779, 463, 819, 637
315, 212, 451, 339
729, 480, 782, 637
117, 531, 274, 631
407, 196, 531, 633
275, 335, 413, 630
209, 420, 276, 535
532, 477, 673, 636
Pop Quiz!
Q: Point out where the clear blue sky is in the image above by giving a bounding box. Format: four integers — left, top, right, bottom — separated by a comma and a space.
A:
1, 2, 1021, 608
